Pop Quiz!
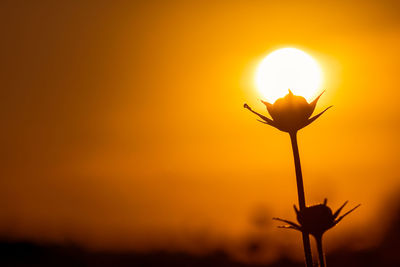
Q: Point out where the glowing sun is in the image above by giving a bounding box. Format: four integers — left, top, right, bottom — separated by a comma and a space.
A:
255, 47, 323, 103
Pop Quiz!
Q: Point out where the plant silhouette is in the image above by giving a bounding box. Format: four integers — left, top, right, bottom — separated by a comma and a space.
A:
274, 199, 360, 267
243, 90, 352, 267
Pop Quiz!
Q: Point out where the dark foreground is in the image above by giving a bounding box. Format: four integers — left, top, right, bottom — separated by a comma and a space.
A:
0, 239, 398, 267
2, 197, 400, 267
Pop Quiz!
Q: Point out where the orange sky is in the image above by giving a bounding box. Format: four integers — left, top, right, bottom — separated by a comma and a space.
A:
1, 0, 400, 263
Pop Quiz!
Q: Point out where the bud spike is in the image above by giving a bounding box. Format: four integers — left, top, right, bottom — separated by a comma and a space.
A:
333, 200, 349, 219
244, 103, 280, 129
308, 90, 326, 114
273, 217, 301, 229
260, 99, 273, 109
310, 90, 326, 106
278, 225, 301, 231
303, 106, 333, 128
294, 205, 300, 216
335, 204, 361, 225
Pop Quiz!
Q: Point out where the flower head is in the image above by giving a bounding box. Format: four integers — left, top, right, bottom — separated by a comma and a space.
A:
244, 90, 332, 133
273, 199, 360, 238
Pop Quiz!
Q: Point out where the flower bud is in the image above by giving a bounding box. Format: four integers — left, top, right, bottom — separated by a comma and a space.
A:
244, 89, 331, 133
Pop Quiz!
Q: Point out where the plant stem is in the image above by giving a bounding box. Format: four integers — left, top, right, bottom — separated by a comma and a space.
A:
316, 235, 326, 267
289, 131, 313, 267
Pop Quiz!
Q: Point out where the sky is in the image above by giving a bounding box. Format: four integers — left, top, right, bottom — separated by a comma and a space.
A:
1, 0, 400, 263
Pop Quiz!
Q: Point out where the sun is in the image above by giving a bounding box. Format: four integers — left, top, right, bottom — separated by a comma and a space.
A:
255, 47, 323, 103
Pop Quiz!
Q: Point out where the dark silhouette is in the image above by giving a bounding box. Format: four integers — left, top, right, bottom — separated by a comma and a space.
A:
274, 199, 360, 267
243, 90, 331, 133
244, 90, 333, 267
288, 131, 313, 266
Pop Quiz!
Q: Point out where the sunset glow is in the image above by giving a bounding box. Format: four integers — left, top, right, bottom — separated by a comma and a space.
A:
255, 48, 323, 103
2, 1, 400, 266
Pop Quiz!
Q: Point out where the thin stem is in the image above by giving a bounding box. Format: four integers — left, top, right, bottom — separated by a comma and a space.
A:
289, 131, 313, 267
289, 131, 306, 209
316, 235, 326, 267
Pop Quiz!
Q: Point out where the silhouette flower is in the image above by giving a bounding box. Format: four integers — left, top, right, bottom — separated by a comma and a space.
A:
243, 90, 335, 267
244, 90, 332, 133
273, 199, 360, 238
273, 199, 360, 267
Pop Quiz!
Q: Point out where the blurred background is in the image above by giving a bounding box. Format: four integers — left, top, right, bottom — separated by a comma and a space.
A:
1, 0, 400, 266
